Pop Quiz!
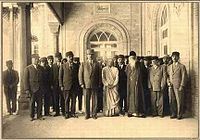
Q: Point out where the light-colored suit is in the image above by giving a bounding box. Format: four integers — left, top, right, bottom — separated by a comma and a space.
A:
167, 62, 187, 118
148, 65, 166, 116
78, 60, 101, 117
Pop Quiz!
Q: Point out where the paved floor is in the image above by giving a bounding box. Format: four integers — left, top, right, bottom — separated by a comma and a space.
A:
2, 112, 198, 139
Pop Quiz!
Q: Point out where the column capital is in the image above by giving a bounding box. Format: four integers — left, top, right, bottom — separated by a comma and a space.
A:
48, 21, 60, 34
17, 3, 31, 8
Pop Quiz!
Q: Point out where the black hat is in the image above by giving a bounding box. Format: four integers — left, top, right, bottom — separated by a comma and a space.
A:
65, 51, 74, 57
171, 51, 180, 57
143, 56, 151, 61
118, 54, 124, 59
86, 49, 95, 55
55, 52, 62, 58
31, 54, 40, 59
151, 56, 159, 60
47, 55, 53, 60
129, 51, 136, 56
40, 57, 47, 62
113, 55, 118, 59
74, 57, 80, 61
6, 60, 13, 65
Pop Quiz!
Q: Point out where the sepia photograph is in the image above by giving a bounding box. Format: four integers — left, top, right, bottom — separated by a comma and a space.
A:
0, 1, 199, 139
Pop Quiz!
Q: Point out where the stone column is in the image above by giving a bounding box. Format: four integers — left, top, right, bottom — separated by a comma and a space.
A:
0, 2, 3, 108
48, 22, 60, 53
8, 5, 14, 61
17, 3, 32, 114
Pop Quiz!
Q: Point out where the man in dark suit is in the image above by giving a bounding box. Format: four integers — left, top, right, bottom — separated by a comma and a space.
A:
74, 57, 83, 113
24, 54, 44, 121
116, 54, 127, 115
148, 57, 166, 117
141, 56, 151, 115
52, 52, 65, 116
3, 60, 19, 115
59, 51, 79, 119
167, 52, 187, 120
40, 57, 51, 116
47, 55, 54, 112
79, 49, 101, 119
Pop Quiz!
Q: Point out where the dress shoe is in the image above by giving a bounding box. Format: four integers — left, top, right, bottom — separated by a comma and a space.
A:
53, 113, 60, 117
93, 116, 97, 120
65, 115, 69, 119
30, 118, 35, 121
127, 113, 132, 117
159, 114, 164, 118
170, 115, 176, 119
71, 114, 78, 118
37, 117, 45, 120
85, 116, 90, 120
177, 116, 182, 120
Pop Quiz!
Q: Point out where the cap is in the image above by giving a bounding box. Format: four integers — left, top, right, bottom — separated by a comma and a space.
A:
65, 51, 74, 57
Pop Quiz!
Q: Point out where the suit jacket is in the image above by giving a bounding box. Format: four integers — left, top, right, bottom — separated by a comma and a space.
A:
148, 65, 166, 91
116, 64, 127, 90
41, 66, 51, 88
24, 64, 43, 93
79, 60, 100, 89
167, 62, 187, 89
59, 62, 79, 91
52, 63, 61, 88
3, 69, 19, 91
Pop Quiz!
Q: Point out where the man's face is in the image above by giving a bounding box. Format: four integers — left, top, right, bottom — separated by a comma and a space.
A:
67, 55, 73, 63
7, 63, 13, 70
32, 58, 39, 65
55, 57, 61, 63
117, 58, 124, 65
41, 61, 46, 67
152, 60, 158, 66
107, 59, 113, 67
144, 60, 148, 66
163, 57, 168, 64
47, 59, 53, 65
172, 55, 179, 62
87, 54, 94, 60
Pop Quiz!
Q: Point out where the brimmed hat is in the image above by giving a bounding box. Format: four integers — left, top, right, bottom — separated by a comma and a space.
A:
65, 51, 74, 57
55, 52, 62, 58
171, 51, 180, 57
47, 55, 53, 60
40, 57, 47, 62
31, 54, 40, 59
118, 54, 124, 59
6, 60, 13, 65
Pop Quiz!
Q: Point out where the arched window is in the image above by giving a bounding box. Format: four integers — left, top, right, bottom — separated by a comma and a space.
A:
160, 5, 169, 56
161, 6, 168, 26
89, 30, 118, 58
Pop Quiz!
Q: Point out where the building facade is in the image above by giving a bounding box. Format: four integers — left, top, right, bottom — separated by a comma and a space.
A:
1, 2, 199, 117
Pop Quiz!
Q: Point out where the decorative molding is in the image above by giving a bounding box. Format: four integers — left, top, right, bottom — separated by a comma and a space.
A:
173, 3, 184, 17
95, 3, 110, 14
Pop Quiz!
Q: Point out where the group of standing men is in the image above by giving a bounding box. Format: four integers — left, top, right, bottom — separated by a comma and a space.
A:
3, 48, 187, 121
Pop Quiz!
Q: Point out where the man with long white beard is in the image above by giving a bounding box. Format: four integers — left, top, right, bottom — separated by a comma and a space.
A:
126, 51, 145, 117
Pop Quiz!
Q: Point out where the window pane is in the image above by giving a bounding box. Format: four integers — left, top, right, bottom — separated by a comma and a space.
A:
90, 34, 98, 41
99, 33, 107, 41
164, 45, 168, 55
91, 44, 100, 48
109, 34, 117, 41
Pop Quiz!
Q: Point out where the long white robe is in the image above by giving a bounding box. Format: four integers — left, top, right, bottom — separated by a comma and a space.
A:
102, 66, 120, 116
